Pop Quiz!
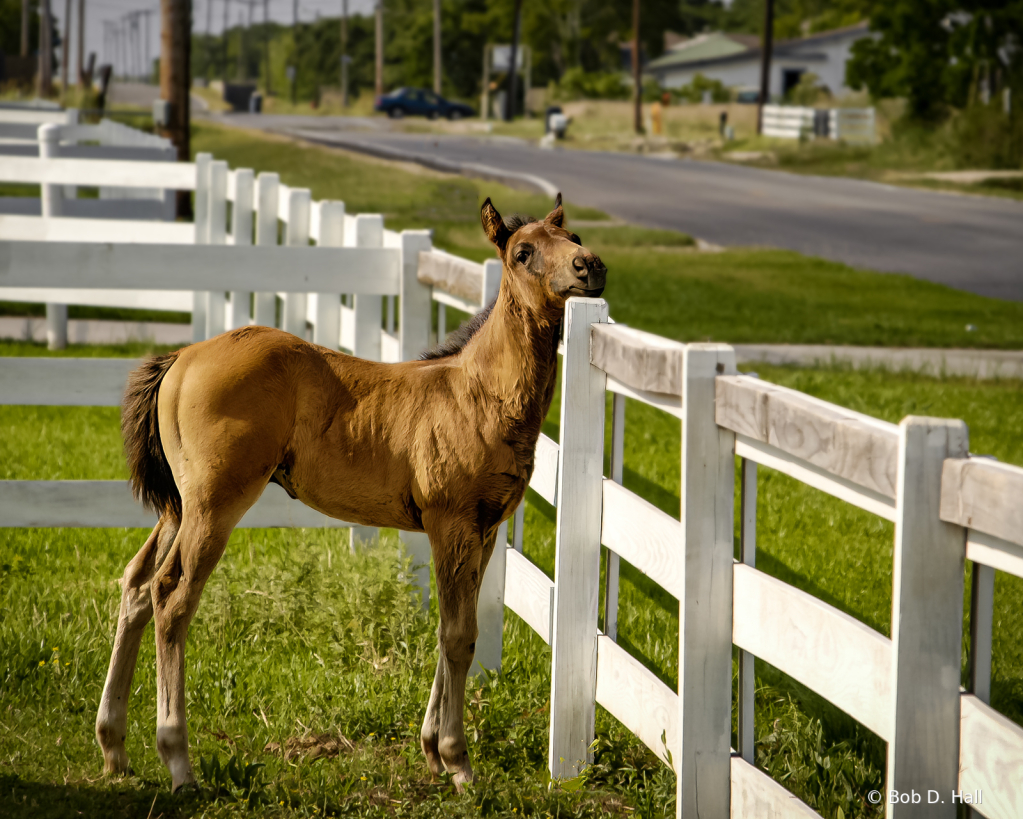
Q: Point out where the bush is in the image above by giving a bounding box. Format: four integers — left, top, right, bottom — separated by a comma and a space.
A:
549, 67, 630, 101
672, 72, 729, 104
787, 72, 831, 106
948, 102, 1023, 170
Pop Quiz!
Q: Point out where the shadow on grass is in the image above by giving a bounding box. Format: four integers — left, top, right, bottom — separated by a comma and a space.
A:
0, 773, 202, 819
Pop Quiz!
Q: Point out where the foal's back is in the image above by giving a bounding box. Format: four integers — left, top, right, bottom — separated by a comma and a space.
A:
155, 326, 518, 532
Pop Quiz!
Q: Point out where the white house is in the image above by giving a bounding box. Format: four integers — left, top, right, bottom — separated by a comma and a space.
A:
647, 21, 871, 99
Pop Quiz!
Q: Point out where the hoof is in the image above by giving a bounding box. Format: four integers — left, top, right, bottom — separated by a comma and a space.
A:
451, 767, 475, 793
421, 735, 444, 778
171, 778, 200, 797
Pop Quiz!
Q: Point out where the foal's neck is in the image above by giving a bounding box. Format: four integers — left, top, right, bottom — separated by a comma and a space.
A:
460, 280, 560, 437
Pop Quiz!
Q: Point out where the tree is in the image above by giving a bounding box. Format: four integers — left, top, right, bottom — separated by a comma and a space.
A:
847, 0, 1023, 121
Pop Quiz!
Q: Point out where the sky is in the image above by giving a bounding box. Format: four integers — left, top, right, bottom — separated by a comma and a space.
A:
49, 0, 377, 79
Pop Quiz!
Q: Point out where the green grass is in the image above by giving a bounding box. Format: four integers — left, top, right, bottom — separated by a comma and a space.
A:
192, 121, 1023, 350
3, 358, 1023, 818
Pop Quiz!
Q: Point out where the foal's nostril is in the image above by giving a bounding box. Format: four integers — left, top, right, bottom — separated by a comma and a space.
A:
572, 256, 588, 274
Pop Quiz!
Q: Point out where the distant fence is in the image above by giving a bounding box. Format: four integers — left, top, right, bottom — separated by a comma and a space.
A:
762, 104, 876, 144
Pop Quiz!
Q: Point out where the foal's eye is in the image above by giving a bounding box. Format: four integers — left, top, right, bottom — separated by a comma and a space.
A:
515, 250, 530, 264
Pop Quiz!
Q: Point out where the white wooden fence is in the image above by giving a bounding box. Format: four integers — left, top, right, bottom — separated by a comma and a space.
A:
761, 104, 876, 144
480, 301, 1022, 818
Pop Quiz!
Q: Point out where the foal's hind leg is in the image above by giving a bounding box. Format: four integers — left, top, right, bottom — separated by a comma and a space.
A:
96, 514, 179, 775
150, 508, 235, 793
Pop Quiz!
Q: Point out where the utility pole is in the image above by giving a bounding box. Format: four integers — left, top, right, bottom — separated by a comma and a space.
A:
263, 0, 270, 94
62, 0, 72, 97
222, 0, 229, 80
76, 0, 85, 85
205, 0, 213, 78
160, 0, 192, 216
374, 0, 383, 98
632, 0, 641, 134
432, 0, 440, 95
340, 0, 348, 106
21, 0, 30, 56
505, 0, 522, 121
757, 0, 774, 135
141, 9, 153, 82
38, 0, 54, 96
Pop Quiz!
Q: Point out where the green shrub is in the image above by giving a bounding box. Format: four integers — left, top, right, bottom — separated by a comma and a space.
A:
672, 72, 729, 104
787, 72, 831, 106
948, 102, 1023, 170
550, 67, 630, 101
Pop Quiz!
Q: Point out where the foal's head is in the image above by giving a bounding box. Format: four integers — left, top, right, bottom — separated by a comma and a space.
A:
481, 194, 606, 313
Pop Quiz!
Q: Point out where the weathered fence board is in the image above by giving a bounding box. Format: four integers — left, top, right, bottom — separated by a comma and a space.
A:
732, 563, 893, 740
590, 322, 685, 397
595, 635, 678, 770
504, 547, 554, 644
731, 757, 820, 818
529, 433, 559, 506
940, 457, 1023, 548
958, 694, 1023, 819
0, 242, 401, 294
717, 374, 900, 500
600, 478, 683, 600
0, 156, 197, 189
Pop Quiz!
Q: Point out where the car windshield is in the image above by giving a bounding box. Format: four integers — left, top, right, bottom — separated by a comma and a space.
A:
392, 88, 409, 97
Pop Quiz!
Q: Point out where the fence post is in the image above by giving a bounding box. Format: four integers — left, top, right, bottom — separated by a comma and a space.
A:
282, 188, 312, 339
351, 214, 383, 361
398, 230, 434, 362
253, 172, 280, 328
228, 168, 254, 330
603, 392, 625, 641
678, 343, 736, 819
481, 258, 502, 306
192, 153, 212, 342
312, 201, 345, 350
205, 160, 229, 339
887, 417, 968, 819
548, 297, 608, 780
472, 518, 508, 676
38, 124, 67, 351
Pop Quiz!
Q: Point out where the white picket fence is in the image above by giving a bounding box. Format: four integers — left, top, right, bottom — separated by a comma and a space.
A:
762, 104, 876, 144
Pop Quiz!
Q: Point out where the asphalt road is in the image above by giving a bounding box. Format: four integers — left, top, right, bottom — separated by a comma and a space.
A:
218, 113, 1023, 301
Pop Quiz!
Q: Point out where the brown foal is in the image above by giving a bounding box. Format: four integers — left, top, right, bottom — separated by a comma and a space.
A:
95, 195, 606, 791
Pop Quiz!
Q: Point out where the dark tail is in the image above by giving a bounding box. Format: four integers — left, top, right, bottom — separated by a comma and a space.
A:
121, 352, 181, 518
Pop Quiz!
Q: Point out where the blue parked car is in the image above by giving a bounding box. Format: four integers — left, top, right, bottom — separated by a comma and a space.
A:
374, 87, 475, 120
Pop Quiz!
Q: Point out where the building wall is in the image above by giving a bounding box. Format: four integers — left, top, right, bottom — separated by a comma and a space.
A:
654, 32, 865, 98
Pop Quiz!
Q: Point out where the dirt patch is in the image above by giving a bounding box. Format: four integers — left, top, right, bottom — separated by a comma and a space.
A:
264, 733, 356, 760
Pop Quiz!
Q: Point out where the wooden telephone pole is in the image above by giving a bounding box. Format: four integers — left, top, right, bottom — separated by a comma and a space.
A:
757, 0, 774, 135
632, 0, 641, 134
432, 0, 440, 95
374, 0, 383, 98
38, 0, 54, 96
160, 0, 192, 216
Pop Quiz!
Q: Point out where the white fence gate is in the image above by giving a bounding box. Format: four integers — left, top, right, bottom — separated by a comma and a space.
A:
761, 104, 876, 144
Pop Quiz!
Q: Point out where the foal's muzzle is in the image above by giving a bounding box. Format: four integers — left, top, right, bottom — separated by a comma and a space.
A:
567, 252, 607, 298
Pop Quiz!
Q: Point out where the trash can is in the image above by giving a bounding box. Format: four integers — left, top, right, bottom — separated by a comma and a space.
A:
545, 105, 563, 134
249, 92, 263, 114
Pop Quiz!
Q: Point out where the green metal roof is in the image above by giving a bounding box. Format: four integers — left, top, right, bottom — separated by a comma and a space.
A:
647, 33, 750, 70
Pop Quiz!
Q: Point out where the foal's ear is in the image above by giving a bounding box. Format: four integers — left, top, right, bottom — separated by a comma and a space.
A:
481, 197, 511, 250
544, 192, 565, 229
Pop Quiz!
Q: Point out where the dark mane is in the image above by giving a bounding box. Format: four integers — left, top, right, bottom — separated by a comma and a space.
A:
502, 213, 537, 233
419, 299, 496, 360
420, 212, 538, 361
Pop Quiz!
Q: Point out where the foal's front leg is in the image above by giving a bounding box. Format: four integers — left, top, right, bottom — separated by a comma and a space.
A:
421, 515, 496, 789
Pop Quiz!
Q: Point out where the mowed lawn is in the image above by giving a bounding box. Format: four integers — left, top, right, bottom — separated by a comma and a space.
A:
2, 123, 1023, 818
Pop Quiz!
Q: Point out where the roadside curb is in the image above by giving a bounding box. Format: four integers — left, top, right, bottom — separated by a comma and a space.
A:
735, 344, 1023, 380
